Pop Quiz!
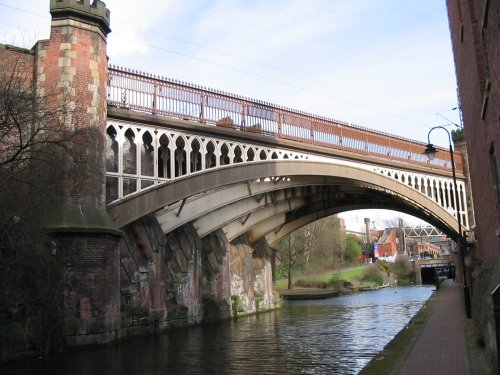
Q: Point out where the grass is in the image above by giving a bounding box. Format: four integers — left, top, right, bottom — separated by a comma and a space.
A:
275, 265, 368, 290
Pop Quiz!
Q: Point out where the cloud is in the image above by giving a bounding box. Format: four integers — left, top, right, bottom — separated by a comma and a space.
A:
0, 0, 458, 148
106, 0, 210, 60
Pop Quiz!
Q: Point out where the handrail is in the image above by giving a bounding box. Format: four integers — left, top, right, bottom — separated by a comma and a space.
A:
107, 66, 463, 174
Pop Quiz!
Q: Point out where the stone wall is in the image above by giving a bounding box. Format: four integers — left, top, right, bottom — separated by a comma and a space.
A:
229, 236, 280, 315
117, 216, 280, 339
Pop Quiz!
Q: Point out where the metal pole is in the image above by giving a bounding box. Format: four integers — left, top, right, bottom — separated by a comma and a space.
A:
426, 126, 471, 318
448, 142, 472, 318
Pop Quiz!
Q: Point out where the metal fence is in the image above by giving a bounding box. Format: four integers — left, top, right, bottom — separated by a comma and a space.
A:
107, 66, 463, 174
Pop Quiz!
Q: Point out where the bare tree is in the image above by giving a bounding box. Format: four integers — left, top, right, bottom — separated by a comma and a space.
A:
276, 225, 318, 289
0, 52, 79, 359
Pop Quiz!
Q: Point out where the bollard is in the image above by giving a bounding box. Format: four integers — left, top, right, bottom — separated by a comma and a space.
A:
435, 273, 440, 290
492, 284, 500, 373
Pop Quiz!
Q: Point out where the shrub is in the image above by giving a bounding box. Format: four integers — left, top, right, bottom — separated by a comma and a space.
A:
294, 279, 329, 289
362, 264, 384, 285
231, 295, 245, 317
216, 116, 234, 128
393, 255, 415, 284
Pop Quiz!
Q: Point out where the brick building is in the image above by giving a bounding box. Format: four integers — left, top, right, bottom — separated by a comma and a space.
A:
446, 0, 499, 371
410, 241, 442, 258
376, 228, 400, 262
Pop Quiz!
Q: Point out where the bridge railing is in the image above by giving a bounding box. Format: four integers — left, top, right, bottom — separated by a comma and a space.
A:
107, 66, 463, 174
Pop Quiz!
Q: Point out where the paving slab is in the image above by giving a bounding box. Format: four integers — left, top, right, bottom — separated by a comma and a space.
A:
361, 280, 490, 375
396, 281, 471, 374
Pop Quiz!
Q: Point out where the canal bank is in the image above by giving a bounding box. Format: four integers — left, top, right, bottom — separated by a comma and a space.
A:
360, 280, 491, 374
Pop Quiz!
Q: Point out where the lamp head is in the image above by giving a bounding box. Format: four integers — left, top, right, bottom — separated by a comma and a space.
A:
424, 144, 438, 161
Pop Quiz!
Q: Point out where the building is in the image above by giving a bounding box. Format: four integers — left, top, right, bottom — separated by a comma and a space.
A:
446, 0, 500, 372
376, 228, 400, 262
410, 241, 441, 259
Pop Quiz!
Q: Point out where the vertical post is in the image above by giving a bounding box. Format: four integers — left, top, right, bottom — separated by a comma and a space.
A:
152, 82, 157, 115
449, 143, 472, 319
492, 285, 500, 373
278, 111, 282, 136
200, 94, 205, 123
241, 103, 246, 130
364, 218, 371, 262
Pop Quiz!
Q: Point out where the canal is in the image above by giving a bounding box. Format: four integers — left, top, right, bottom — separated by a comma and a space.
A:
4, 285, 433, 375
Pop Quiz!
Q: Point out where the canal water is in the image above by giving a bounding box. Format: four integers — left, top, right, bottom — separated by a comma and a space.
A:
5, 285, 433, 375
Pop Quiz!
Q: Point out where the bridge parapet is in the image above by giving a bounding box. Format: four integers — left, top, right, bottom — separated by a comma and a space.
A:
107, 66, 463, 174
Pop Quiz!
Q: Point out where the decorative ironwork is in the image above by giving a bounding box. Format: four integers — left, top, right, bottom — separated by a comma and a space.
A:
105, 120, 469, 228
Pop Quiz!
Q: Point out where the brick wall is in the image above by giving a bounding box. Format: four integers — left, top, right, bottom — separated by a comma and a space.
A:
447, 1, 500, 372
59, 233, 120, 345
35, 20, 108, 208
0, 44, 34, 86
447, 0, 500, 260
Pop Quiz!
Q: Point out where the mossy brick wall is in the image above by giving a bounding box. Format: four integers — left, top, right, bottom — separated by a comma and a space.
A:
118, 219, 232, 337
117, 217, 280, 337
59, 234, 120, 345
229, 235, 280, 315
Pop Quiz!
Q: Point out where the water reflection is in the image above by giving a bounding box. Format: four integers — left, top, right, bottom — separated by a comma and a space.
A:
3, 285, 433, 375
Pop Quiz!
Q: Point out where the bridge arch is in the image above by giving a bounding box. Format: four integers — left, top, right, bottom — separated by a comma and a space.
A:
108, 160, 462, 243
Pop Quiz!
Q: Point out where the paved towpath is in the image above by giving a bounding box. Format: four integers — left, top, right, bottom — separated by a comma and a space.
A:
393, 280, 472, 374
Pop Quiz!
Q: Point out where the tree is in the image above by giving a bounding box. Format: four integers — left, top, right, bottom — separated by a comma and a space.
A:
0, 51, 78, 358
344, 235, 363, 263
392, 254, 415, 284
276, 225, 317, 289
314, 215, 345, 268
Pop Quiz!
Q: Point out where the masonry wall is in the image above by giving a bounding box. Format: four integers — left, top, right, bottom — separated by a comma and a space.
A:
35, 17, 109, 208
59, 233, 120, 346
447, 0, 500, 260
0, 45, 34, 84
117, 217, 280, 339
229, 236, 280, 314
446, 0, 500, 372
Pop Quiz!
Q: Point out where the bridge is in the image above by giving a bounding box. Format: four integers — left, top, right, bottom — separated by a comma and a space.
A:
0, 0, 473, 349
105, 66, 470, 241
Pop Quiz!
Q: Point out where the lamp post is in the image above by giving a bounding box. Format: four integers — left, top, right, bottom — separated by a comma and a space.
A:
423, 126, 471, 318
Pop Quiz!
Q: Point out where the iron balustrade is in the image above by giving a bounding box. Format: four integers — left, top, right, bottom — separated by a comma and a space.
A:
107, 66, 463, 174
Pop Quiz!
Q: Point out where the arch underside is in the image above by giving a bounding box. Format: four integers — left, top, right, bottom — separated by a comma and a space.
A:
108, 161, 462, 244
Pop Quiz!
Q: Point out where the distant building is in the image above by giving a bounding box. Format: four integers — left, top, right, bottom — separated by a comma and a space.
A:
373, 228, 400, 262
410, 242, 441, 259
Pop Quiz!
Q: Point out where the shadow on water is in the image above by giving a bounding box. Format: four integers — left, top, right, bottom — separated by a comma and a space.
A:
2, 285, 433, 375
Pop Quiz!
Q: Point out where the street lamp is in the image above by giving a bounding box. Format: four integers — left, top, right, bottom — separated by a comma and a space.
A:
424, 126, 471, 318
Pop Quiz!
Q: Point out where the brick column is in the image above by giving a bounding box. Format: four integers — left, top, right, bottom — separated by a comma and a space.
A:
37, 0, 122, 346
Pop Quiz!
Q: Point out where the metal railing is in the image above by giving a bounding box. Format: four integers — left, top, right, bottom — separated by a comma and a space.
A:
107, 66, 463, 174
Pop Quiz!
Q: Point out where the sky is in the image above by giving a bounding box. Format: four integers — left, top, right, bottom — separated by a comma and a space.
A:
0, 0, 461, 231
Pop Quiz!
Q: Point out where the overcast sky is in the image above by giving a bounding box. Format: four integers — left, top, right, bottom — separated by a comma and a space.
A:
0, 0, 460, 229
